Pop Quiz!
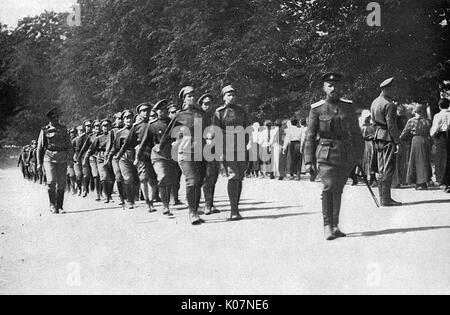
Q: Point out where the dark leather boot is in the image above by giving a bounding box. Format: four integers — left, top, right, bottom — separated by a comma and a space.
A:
117, 181, 125, 205
56, 190, 65, 214
332, 193, 346, 238
160, 187, 173, 216
187, 186, 202, 225
228, 180, 243, 221
382, 184, 402, 207
322, 192, 335, 240
48, 188, 58, 214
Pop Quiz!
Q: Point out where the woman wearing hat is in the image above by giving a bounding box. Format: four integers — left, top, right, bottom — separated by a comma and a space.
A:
108, 110, 139, 209
85, 119, 115, 202
400, 104, 433, 190
158, 86, 208, 225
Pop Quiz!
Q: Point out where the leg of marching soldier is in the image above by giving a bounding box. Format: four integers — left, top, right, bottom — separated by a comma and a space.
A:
44, 161, 58, 214
56, 163, 67, 213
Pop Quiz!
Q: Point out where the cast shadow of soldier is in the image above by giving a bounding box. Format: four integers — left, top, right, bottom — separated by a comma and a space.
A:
347, 226, 450, 238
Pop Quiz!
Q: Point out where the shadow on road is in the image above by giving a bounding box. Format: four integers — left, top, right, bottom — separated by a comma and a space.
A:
204, 212, 319, 224
65, 206, 125, 214
347, 226, 450, 238
402, 199, 450, 206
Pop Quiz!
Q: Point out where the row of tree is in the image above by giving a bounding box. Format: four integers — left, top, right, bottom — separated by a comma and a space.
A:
1, 0, 449, 146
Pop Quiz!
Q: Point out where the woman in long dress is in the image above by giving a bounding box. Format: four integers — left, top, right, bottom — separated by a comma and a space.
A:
400, 104, 433, 190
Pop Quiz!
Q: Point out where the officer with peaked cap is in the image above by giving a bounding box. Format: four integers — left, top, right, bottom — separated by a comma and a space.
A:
304, 73, 364, 240
199, 93, 221, 215
212, 85, 251, 221
158, 86, 208, 225
138, 99, 178, 217
37, 107, 73, 214
370, 77, 402, 207
117, 102, 158, 212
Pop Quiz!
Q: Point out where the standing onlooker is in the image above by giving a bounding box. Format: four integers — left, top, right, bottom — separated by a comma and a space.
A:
299, 118, 308, 175
259, 120, 275, 178
283, 118, 303, 180
392, 104, 411, 188
246, 122, 261, 178
272, 119, 287, 180
430, 98, 450, 189
400, 104, 433, 190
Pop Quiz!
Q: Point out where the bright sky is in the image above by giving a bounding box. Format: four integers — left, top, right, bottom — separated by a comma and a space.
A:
0, 0, 77, 28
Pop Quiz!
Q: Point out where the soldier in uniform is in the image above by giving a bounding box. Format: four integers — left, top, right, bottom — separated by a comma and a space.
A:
81, 120, 102, 201
212, 85, 251, 221
199, 93, 221, 215
85, 119, 115, 203
73, 122, 90, 196
17, 144, 29, 179
117, 102, 158, 212
108, 110, 138, 209
67, 128, 77, 194
139, 100, 177, 217
168, 103, 183, 205
304, 73, 364, 240
158, 86, 207, 225
37, 107, 73, 214
370, 78, 403, 207
72, 125, 85, 196
107, 112, 126, 205
27, 140, 38, 183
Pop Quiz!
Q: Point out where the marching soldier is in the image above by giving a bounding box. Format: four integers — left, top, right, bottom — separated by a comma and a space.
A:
81, 120, 102, 201
27, 140, 38, 183
371, 78, 403, 207
158, 86, 207, 225
117, 102, 158, 212
73, 122, 90, 196
17, 144, 29, 179
107, 112, 126, 205
304, 73, 364, 240
139, 100, 177, 217
37, 107, 73, 214
212, 85, 251, 221
108, 110, 138, 209
67, 128, 77, 194
168, 103, 183, 205
85, 119, 114, 203
199, 93, 221, 215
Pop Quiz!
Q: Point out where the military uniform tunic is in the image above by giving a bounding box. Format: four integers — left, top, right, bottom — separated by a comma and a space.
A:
37, 123, 73, 190
212, 104, 250, 180
305, 99, 364, 193
118, 119, 157, 184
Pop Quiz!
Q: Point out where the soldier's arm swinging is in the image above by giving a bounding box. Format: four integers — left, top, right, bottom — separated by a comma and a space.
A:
117, 126, 136, 160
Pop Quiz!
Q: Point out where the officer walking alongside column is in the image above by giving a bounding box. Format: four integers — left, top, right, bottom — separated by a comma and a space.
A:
213, 85, 251, 221
371, 78, 403, 207
37, 107, 73, 214
304, 73, 364, 240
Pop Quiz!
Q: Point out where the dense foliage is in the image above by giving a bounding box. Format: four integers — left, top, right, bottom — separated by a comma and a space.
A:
1, 0, 449, 146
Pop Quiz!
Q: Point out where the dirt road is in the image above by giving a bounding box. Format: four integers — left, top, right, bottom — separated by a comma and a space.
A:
0, 168, 449, 294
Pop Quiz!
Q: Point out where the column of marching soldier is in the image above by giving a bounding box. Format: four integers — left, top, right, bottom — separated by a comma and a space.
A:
16, 74, 450, 240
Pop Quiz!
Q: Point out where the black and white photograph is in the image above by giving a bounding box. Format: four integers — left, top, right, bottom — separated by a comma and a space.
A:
0, 0, 449, 297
